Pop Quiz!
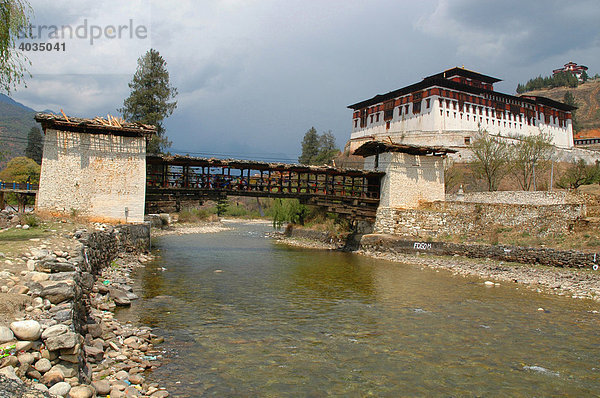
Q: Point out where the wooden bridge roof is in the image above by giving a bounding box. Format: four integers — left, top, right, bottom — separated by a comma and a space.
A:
35, 113, 156, 137
353, 141, 457, 157
146, 154, 385, 178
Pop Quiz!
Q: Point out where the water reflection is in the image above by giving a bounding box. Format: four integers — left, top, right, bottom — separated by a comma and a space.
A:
116, 223, 600, 397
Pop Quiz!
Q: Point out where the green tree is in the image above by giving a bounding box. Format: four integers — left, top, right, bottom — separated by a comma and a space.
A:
25, 126, 42, 164
119, 49, 178, 154
314, 130, 340, 165
216, 197, 229, 216
299, 128, 340, 165
271, 198, 307, 229
581, 70, 588, 83
0, 156, 40, 183
510, 132, 553, 191
298, 127, 319, 164
469, 128, 511, 191
0, 0, 32, 93
563, 91, 581, 132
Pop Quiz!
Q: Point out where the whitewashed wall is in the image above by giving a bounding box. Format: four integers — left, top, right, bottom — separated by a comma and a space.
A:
37, 129, 147, 223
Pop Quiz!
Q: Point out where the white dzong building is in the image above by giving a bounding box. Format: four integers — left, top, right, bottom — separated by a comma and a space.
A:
347, 67, 576, 155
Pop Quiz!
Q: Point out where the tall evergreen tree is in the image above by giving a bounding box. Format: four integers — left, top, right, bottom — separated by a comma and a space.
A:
563, 91, 581, 132
298, 127, 319, 164
25, 126, 43, 164
119, 49, 178, 154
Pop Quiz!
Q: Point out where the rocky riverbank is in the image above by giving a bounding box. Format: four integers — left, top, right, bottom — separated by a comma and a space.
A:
0, 222, 169, 397
274, 231, 600, 304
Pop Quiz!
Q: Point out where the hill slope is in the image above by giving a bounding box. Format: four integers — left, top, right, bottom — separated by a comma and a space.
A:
522, 79, 600, 134
0, 94, 38, 163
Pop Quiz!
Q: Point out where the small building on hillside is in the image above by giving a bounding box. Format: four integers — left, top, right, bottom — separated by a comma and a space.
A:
553, 62, 589, 81
35, 113, 155, 223
354, 140, 455, 210
347, 67, 577, 156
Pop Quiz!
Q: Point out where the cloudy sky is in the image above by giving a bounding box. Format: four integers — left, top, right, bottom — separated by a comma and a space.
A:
11, 0, 600, 162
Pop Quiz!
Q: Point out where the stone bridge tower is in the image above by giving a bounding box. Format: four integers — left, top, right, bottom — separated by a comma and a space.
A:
35, 114, 155, 223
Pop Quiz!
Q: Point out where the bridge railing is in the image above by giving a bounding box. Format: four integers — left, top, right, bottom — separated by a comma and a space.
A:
0, 181, 39, 191
146, 166, 381, 200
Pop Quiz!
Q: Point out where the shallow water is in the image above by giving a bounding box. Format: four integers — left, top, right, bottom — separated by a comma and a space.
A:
116, 222, 600, 397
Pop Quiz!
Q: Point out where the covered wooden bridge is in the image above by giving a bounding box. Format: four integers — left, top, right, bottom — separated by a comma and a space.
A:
146, 155, 384, 219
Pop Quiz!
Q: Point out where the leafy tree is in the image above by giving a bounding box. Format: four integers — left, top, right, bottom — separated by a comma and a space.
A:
0, 156, 40, 183
0, 0, 31, 93
298, 128, 340, 165
271, 198, 307, 229
581, 70, 588, 82
25, 126, 42, 164
510, 132, 553, 191
556, 159, 600, 189
119, 49, 178, 154
469, 128, 511, 191
563, 91, 581, 132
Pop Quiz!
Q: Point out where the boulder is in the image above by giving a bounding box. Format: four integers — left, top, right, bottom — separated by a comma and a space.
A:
44, 332, 78, 351
109, 287, 131, 306
42, 368, 64, 385
39, 280, 74, 304
46, 261, 75, 273
10, 320, 42, 341
92, 379, 111, 395
68, 385, 94, 398
34, 358, 52, 373
84, 345, 104, 362
49, 381, 71, 397
41, 324, 69, 340
0, 326, 14, 343
0, 366, 22, 383
53, 362, 78, 378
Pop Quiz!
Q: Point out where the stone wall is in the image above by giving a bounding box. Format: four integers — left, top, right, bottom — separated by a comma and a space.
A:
374, 200, 585, 238
37, 128, 147, 223
17, 224, 150, 386
445, 190, 583, 205
358, 234, 600, 269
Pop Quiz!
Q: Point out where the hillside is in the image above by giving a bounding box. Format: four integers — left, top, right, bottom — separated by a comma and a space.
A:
521, 79, 600, 135
0, 94, 39, 164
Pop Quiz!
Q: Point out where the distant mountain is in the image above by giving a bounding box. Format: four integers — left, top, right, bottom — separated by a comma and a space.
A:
521, 79, 600, 135
0, 94, 36, 113
0, 94, 38, 164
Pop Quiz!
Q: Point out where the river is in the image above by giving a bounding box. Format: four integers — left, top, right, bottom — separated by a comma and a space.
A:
116, 221, 600, 397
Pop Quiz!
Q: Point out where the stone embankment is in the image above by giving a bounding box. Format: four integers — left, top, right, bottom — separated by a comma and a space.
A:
0, 223, 169, 397
278, 227, 600, 302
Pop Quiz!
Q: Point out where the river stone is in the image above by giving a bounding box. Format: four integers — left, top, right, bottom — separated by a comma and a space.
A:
10, 320, 42, 341
109, 287, 131, 306
42, 368, 64, 385
42, 324, 69, 340
68, 385, 94, 398
0, 326, 14, 343
84, 345, 103, 362
33, 383, 49, 392
150, 391, 169, 398
34, 358, 52, 373
44, 332, 78, 351
39, 280, 74, 304
92, 380, 111, 395
115, 369, 129, 380
49, 381, 71, 397
30, 271, 50, 282
16, 340, 34, 352
0, 365, 22, 383
17, 352, 35, 366
53, 363, 77, 378
46, 261, 75, 273
129, 373, 144, 385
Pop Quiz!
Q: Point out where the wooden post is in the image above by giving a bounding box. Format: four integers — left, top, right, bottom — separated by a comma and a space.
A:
0, 192, 4, 211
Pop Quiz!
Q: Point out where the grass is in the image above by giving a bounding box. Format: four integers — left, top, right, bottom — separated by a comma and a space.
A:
0, 227, 46, 242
